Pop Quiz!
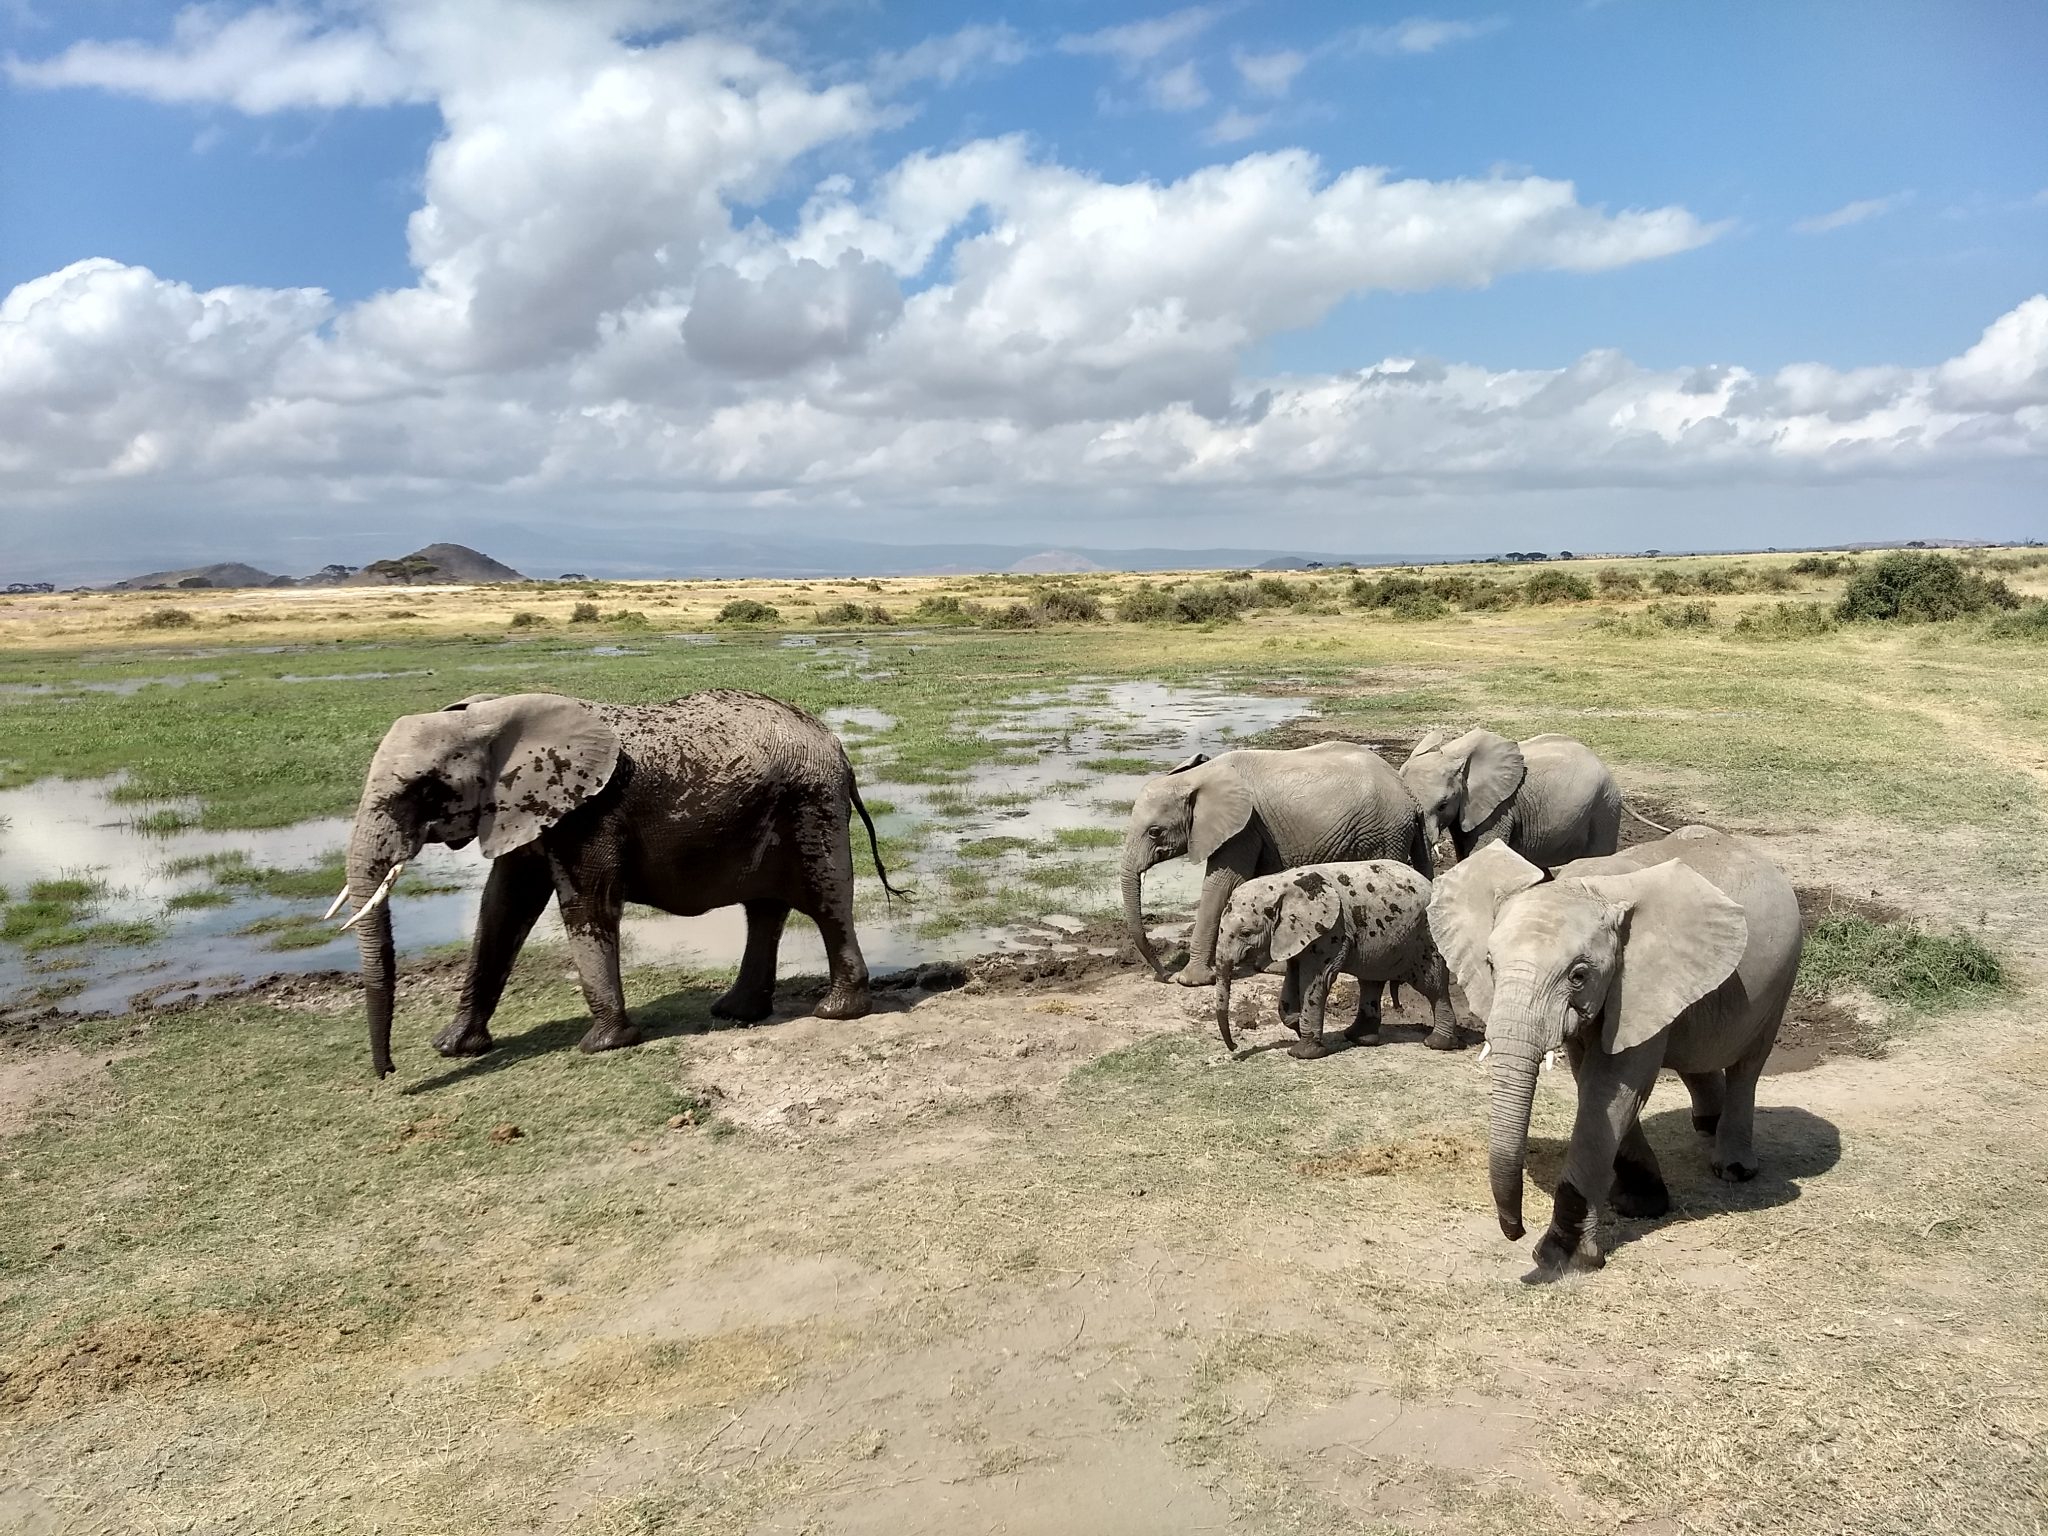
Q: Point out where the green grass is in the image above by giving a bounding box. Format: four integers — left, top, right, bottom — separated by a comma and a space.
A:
1798, 915, 2006, 1013
1080, 756, 1156, 774
958, 836, 1034, 859
165, 888, 234, 911
29, 877, 104, 904
128, 809, 201, 835
1048, 826, 1123, 850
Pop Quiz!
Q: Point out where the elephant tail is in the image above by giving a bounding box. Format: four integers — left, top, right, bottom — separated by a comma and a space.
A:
1623, 801, 1673, 836
851, 782, 912, 903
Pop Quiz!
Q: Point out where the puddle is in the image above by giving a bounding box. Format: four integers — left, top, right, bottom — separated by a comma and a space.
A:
276, 670, 434, 684
587, 646, 648, 657
0, 673, 224, 699
0, 680, 1315, 1017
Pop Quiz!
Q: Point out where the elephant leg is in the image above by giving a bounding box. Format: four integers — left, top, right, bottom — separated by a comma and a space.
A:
1712, 1010, 1783, 1182
1353, 976, 1384, 1036
1278, 966, 1302, 1029
1532, 1047, 1658, 1279
1173, 854, 1253, 987
1417, 949, 1463, 1051
711, 901, 788, 1023
1288, 944, 1345, 1059
1610, 1117, 1671, 1219
808, 899, 871, 1020
1679, 1069, 1726, 1138
551, 861, 636, 1055
435, 849, 553, 1057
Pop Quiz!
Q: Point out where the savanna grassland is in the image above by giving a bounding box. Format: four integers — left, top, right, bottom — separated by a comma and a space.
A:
1, 549, 2045, 1535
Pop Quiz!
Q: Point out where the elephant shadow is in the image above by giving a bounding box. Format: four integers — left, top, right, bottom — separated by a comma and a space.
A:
401, 969, 940, 1095
1522, 1103, 1843, 1254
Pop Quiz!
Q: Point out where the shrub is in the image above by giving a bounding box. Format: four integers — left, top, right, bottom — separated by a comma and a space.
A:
1732, 601, 1838, 640
1170, 582, 1248, 624
1520, 569, 1595, 604
133, 606, 197, 629
974, 601, 1042, 630
1350, 574, 1430, 610
716, 599, 781, 624
909, 595, 972, 625
1985, 601, 2048, 640
508, 611, 547, 628
1751, 568, 1798, 593
569, 602, 601, 623
1222, 570, 1253, 582
1252, 576, 1300, 607
1835, 552, 2021, 624
603, 609, 651, 630
1036, 586, 1104, 622
1115, 584, 1175, 623
1383, 591, 1449, 620
1692, 564, 1749, 595
818, 602, 868, 624
1648, 568, 1693, 595
1601, 601, 1714, 636
1444, 576, 1516, 611
1790, 554, 1857, 577
1596, 569, 1644, 597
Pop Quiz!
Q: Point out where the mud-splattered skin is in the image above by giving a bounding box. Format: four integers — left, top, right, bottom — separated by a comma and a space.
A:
1120, 742, 1432, 991
1212, 861, 1461, 1060
343, 689, 895, 1077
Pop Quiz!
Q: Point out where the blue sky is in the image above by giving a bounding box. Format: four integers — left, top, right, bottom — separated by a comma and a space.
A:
1, 1, 2044, 578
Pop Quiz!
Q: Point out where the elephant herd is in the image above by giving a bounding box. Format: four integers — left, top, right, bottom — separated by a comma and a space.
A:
329, 689, 1803, 1280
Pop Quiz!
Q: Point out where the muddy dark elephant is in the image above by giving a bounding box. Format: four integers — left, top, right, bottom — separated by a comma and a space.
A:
1428, 829, 1802, 1280
331, 689, 901, 1077
1120, 742, 1431, 988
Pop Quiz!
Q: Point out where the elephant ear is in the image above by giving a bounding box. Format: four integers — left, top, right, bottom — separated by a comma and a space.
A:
1187, 762, 1253, 861
1168, 752, 1209, 775
469, 694, 623, 858
1403, 728, 1451, 767
443, 692, 503, 711
1272, 870, 1343, 963
1572, 862, 1748, 1054
1427, 843, 1545, 1020
1446, 729, 1526, 833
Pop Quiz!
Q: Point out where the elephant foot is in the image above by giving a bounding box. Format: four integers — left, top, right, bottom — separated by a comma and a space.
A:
1287, 1037, 1332, 1060
431, 1022, 494, 1058
1610, 1176, 1671, 1220
577, 1021, 643, 1054
1171, 965, 1215, 988
709, 989, 774, 1024
1528, 1226, 1604, 1282
1711, 1155, 1759, 1183
1423, 1025, 1464, 1052
1692, 1112, 1721, 1137
813, 985, 871, 1021
1342, 1022, 1383, 1047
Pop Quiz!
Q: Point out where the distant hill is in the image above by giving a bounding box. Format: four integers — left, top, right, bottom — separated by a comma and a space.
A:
344, 543, 527, 586
112, 562, 287, 591
1007, 550, 1108, 574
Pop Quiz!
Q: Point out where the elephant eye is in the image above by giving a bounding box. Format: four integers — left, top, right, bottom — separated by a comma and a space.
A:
1568, 962, 1591, 989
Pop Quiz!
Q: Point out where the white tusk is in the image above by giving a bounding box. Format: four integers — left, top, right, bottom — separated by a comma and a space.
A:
1542, 1049, 1558, 1074
1478, 1041, 1491, 1063
322, 883, 352, 921
339, 862, 405, 930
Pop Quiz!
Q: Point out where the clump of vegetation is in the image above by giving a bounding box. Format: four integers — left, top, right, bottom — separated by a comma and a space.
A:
1252, 576, 1301, 608
716, 599, 782, 625
1791, 553, 1858, 577
1599, 601, 1714, 636
1349, 574, 1429, 610
1034, 586, 1104, 623
134, 607, 197, 630
569, 602, 602, 623
972, 601, 1041, 630
1691, 564, 1748, 595
908, 595, 973, 626
1751, 567, 1798, 593
508, 611, 547, 628
1169, 582, 1250, 624
1222, 570, 1252, 582
1733, 602, 1839, 640
1520, 569, 1596, 604
817, 602, 896, 626
1835, 552, 2020, 624
1596, 569, 1644, 597
1649, 567, 1696, 595
1114, 584, 1175, 623
1799, 914, 2003, 1013
1984, 601, 2048, 640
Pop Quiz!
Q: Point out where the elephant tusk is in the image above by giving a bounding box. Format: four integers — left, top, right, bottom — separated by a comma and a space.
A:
322, 883, 353, 921
1542, 1049, 1558, 1074
339, 862, 405, 930
1477, 1041, 1490, 1063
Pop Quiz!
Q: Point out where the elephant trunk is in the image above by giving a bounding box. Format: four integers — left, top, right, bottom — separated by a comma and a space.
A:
1485, 1035, 1543, 1240
1121, 842, 1164, 978
347, 813, 406, 1079
1214, 962, 1237, 1051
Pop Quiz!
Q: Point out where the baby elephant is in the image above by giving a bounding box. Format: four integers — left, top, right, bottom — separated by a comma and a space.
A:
1213, 861, 1461, 1059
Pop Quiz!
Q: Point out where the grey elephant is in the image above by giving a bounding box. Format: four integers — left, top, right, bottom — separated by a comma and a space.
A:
1401, 729, 1642, 868
330, 689, 901, 1078
1213, 860, 1461, 1059
1428, 828, 1802, 1280
1121, 742, 1431, 990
